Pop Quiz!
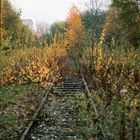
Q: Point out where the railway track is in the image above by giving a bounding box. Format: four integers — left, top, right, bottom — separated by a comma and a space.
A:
21, 74, 106, 140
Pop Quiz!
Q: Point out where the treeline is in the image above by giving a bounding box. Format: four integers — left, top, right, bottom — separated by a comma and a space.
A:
37, 6, 106, 48
1, 0, 139, 51
38, 0, 140, 49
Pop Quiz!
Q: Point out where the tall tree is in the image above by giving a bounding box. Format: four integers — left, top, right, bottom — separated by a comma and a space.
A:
82, 0, 106, 66
65, 5, 85, 70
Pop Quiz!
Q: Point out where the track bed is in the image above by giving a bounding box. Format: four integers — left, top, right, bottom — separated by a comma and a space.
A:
29, 91, 87, 140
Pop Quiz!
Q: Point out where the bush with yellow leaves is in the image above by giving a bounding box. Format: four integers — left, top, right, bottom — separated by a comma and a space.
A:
0, 40, 66, 87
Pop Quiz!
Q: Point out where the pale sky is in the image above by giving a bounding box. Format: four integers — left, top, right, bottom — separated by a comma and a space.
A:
10, 0, 111, 25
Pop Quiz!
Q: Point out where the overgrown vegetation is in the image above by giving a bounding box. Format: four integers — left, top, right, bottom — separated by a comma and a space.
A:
0, 0, 140, 139
0, 40, 66, 86
0, 84, 46, 139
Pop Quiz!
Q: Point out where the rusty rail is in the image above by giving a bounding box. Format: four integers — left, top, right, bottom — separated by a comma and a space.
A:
20, 81, 55, 140
81, 73, 107, 139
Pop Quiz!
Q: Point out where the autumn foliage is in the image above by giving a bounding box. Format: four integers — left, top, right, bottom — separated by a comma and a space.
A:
64, 5, 85, 70
65, 5, 85, 48
0, 1, 140, 139
0, 38, 66, 87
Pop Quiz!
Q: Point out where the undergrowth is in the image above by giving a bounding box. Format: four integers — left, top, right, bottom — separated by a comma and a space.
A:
0, 84, 46, 140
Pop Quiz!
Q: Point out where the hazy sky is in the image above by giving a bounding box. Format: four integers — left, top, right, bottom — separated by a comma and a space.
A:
10, 0, 111, 24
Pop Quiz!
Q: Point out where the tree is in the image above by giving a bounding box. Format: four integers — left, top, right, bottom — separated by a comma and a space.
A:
82, 0, 107, 66
0, 0, 36, 50
83, 0, 105, 41
65, 5, 85, 70
83, 10, 106, 42
111, 0, 140, 47
50, 21, 66, 39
